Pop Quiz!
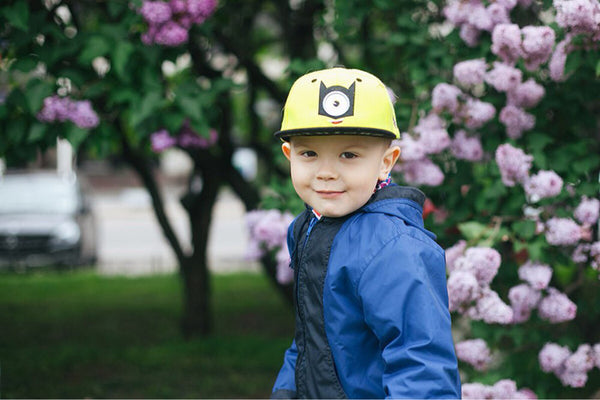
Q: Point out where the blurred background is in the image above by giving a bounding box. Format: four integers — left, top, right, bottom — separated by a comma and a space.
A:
1, 0, 599, 398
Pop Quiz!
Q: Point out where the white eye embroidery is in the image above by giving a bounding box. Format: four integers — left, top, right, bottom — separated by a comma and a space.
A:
322, 90, 351, 118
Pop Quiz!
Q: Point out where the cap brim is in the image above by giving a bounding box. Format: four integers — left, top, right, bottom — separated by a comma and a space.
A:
274, 127, 397, 140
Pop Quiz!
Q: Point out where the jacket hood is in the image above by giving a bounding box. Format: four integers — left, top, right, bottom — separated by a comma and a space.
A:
361, 185, 430, 236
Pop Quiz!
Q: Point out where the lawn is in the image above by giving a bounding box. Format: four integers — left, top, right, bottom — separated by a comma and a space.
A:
0, 270, 295, 398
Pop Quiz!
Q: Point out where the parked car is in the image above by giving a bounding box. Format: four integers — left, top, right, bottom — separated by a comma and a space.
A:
0, 171, 97, 269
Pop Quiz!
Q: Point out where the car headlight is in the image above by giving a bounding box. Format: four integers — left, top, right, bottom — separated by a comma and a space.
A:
52, 221, 81, 246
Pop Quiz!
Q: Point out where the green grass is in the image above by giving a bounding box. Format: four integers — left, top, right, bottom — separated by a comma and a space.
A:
0, 270, 295, 398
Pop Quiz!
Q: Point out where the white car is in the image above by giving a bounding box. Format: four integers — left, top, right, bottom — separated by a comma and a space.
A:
0, 171, 97, 269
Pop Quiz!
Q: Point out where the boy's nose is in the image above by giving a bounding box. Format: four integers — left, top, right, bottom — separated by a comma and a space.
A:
315, 160, 338, 180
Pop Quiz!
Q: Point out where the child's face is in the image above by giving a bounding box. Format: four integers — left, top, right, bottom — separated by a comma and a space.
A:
282, 135, 400, 218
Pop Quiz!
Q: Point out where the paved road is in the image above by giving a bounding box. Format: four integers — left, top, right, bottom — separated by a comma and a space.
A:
92, 186, 260, 276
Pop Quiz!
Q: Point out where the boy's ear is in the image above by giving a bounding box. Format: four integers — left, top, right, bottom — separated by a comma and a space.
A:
281, 142, 292, 161
379, 145, 401, 180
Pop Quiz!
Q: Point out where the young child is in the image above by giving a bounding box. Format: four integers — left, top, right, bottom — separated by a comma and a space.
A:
271, 67, 461, 399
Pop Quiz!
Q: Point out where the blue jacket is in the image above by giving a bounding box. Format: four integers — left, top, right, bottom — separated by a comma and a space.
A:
271, 185, 461, 399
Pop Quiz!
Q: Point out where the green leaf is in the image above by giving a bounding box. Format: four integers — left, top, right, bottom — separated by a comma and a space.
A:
63, 124, 89, 149
2, 0, 29, 31
175, 92, 204, 122
596, 59, 600, 77
11, 57, 38, 73
512, 220, 536, 240
27, 122, 47, 143
112, 42, 134, 80
130, 91, 163, 127
458, 221, 488, 241
24, 80, 54, 113
78, 36, 112, 65
6, 117, 26, 143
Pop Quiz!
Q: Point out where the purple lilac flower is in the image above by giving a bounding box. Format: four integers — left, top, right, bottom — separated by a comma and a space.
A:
499, 105, 535, 139
565, 344, 595, 372
417, 128, 451, 154
485, 62, 522, 92
396, 134, 427, 161
169, 0, 187, 13
398, 158, 444, 186
451, 130, 484, 161
461, 98, 496, 129
559, 370, 588, 388
554, 0, 599, 34
443, 0, 470, 25
453, 58, 487, 87
37, 95, 99, 129
468, 288, 514, 324
539, 343, 571, 372
414, 112, 446, 133
460, 24, 481, 47
453, 59, 487, 87
538, 287, 577, 323
445, 240, 467, 273
509, 283, 541, 323
455, 339, 492, 370
495, 143, 533, 186
497, 0, 518, 9
468, 3, 493, 31
462, 383, 491, 399
187, 0, 218, 22
545, 217, 581, 246
276, 244, 293, 284
454, 247, 502, 285
507, 78, 545, 108
549, 36, 572, 82
447, 270, 480, 311
139, 0, 173, 24
572, 243, 589, 263
487, 3, 511, 25
70, 100, 100, 128
574, 196, 600, 225
431, 83, 462, 114
521, 26, 556, 70
518, 261, 553, 290
178, 127, 218, 149
150, 129, 177, 152
524, 170, 564, 201
491, 24, 522, 64
154, 21, 189, 46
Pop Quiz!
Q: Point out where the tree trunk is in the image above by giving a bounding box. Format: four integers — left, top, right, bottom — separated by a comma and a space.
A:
180, 255, 211, 337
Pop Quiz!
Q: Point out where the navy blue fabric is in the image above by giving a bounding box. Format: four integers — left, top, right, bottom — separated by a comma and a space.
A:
272, 185, 461, 399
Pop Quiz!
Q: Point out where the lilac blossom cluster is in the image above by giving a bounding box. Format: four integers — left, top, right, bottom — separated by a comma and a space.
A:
455, 338, 493, 370
138, 0, 217, 46
462, 379, 537, 399
494, 143, 565, 201
508, 261, 577, 323
245, 209, 294, 285
394, 113, 448, 186
539, 342, 600, 387
445, 243, 514, 324
150, 123, 218, 152
37, 95, 99, 129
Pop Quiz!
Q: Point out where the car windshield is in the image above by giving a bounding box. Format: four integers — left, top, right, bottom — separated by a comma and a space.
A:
0, 174, 80, 214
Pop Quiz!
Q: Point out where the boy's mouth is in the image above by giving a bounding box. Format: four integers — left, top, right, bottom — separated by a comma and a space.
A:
316, 190, 344, 198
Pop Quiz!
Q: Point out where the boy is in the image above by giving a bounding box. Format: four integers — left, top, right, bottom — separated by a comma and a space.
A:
271, 67, 461, 399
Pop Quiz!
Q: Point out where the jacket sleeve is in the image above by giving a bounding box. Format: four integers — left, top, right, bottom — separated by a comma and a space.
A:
271, 339, 298, 399
271, 221, 298, 399
357, 233, 461, 399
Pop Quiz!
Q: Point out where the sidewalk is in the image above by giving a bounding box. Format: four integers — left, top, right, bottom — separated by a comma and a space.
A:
85, 165, 261, 276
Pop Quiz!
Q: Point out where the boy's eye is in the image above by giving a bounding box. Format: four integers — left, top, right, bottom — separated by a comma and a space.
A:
340, 152, 357, 159
300, 150, 317, 158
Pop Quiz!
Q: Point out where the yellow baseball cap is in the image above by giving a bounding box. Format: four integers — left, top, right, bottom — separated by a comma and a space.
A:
275, 67, 400, 140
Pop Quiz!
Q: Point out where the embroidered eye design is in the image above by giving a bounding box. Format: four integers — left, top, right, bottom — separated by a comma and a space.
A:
322, 91, 351, 118
318, 82, 355, 119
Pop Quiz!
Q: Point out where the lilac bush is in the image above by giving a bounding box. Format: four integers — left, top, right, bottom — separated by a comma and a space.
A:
138, 0, 217, 46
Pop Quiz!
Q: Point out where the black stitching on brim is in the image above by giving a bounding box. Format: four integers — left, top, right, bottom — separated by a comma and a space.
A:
274, 127, 397, 140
